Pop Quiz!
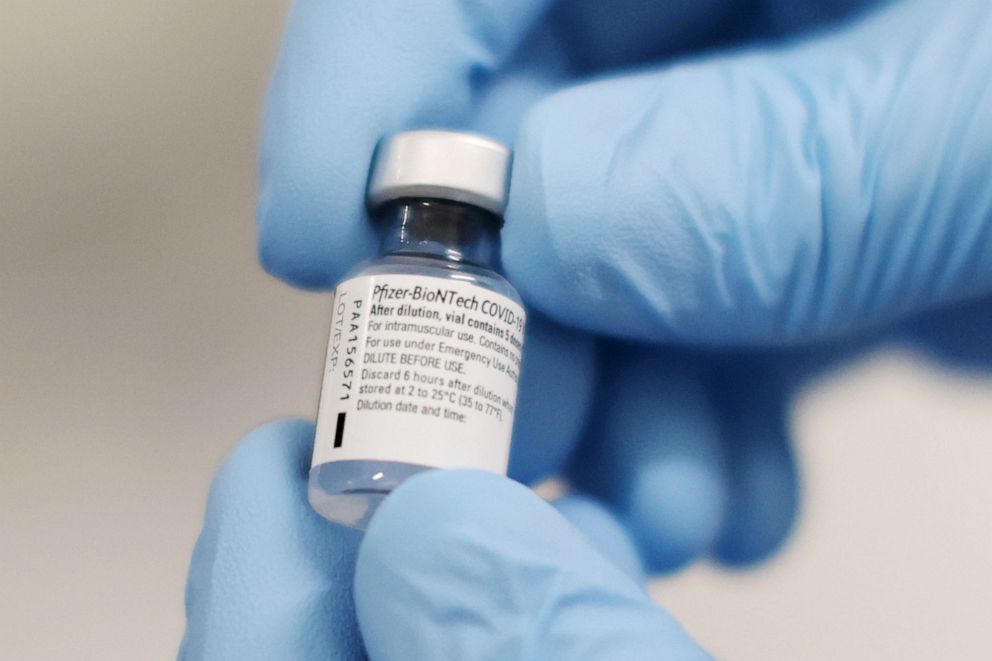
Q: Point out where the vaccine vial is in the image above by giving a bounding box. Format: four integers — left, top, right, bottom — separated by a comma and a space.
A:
308, 130, 526, 529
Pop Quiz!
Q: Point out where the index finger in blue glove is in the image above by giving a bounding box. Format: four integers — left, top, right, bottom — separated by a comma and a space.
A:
355, 470, 711, 661
258, 0, 552, 290
505, 0, 992, 345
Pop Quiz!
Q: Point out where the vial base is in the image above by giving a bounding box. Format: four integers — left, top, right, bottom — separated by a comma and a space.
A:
308, 460, 432, 529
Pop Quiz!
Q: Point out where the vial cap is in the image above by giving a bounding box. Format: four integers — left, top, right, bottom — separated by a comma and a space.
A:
367, 130, 511, 217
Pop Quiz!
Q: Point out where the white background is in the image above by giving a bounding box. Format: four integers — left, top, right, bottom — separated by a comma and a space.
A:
2, 2, 990, 659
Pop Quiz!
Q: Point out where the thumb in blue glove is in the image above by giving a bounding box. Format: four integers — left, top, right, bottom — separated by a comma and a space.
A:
358, 469, 710, 660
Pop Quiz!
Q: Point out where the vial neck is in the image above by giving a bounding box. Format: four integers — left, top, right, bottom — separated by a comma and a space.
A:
376, 199, 502, 270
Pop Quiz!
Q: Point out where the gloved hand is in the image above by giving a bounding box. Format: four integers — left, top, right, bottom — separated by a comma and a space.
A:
183, 1, 992, 656
180, 420, 711, 660
256, 0, 992, 572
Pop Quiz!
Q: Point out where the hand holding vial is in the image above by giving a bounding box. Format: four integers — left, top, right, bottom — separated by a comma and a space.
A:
183, 1, 992, 658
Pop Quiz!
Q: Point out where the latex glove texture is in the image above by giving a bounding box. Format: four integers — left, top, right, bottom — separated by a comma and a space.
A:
181, 420, 710, 660
258, 0, 992, 572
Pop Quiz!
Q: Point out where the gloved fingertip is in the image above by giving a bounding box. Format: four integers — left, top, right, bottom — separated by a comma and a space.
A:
711, 423, 799, 568
569, 348, 728, 574
712, 509, 796, 568
212, 418, 315, 495
256, 176, 375, 290
704, 358, 800, 568
627, 461, 727, 573
256, 224, 338, 291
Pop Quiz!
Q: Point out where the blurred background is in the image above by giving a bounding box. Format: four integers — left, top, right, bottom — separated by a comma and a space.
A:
2, 2, 991, 659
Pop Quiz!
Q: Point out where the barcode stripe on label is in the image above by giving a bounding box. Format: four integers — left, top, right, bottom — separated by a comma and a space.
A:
333, 412, 346, 448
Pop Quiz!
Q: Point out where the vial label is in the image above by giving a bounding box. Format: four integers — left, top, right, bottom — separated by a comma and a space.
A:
312, 274, 526, 473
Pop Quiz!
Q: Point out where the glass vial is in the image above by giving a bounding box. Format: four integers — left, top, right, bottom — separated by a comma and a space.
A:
309, 130, 526, 529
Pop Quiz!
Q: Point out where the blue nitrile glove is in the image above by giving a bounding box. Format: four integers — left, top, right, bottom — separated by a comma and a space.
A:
181, 420, 710, 660
256, 0, 992, 575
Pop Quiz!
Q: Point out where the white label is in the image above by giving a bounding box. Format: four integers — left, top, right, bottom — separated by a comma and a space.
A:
311, 273, 526, 473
